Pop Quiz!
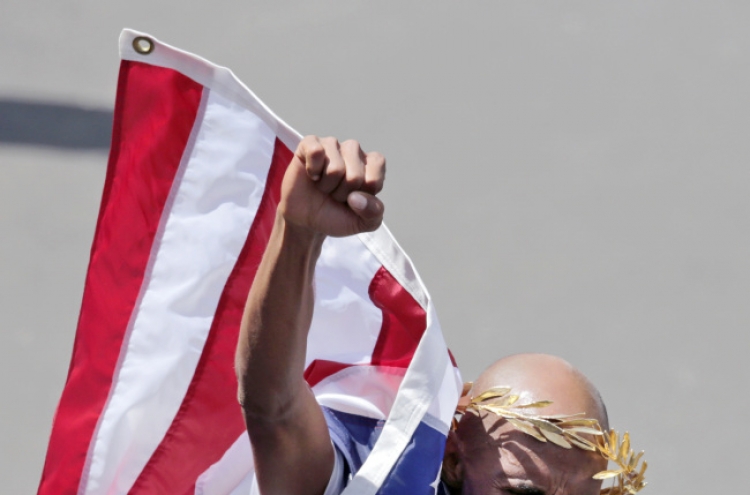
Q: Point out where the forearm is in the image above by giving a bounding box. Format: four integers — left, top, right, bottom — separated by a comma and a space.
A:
235, 211, 325, 419
233, 136, 385, 494
235, 211, 335, 495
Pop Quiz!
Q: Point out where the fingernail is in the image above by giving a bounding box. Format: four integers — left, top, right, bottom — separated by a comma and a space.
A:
311, 174, 320, 181
348, 192, 367, 211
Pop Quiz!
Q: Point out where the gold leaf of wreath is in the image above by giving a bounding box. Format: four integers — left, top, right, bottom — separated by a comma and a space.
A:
458, 385, 647, 495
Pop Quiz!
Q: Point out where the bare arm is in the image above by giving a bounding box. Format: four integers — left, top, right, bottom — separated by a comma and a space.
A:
235, 136, 385, 495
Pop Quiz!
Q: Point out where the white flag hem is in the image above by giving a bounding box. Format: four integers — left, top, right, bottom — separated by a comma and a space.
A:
119, 28, 302, 153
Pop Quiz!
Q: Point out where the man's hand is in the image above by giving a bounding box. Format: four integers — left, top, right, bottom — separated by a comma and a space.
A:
280, 136, 385, 237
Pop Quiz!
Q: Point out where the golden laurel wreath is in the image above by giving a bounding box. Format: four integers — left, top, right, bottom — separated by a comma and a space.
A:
454, 386, 647, 495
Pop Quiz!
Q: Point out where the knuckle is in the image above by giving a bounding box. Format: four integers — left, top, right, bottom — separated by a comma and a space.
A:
301, 135, 320, 149
346, 171, 365, 189
302, 142, 324, 159
368, 151, 385, 168
308, 144, 325, 158
341, 139, 361, 152
321, 136, 339, 148
326, 161, 346, 177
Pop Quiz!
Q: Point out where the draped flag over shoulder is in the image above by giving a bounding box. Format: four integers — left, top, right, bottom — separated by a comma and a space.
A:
39, 29, 462, 495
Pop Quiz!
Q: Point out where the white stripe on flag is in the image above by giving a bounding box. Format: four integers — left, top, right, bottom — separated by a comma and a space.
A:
307, 235, 384, 367
82, 89, 277, 494
194, 433, 254, 495
314, 365, 406, 420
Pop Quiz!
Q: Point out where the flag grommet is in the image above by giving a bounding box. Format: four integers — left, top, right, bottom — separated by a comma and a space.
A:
132, 36, 154, 55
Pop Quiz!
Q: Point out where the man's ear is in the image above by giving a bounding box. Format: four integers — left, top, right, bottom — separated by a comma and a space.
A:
441, 429, 464, 490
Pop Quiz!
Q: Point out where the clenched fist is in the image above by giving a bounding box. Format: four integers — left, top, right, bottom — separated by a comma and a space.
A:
279, 136, 386, 237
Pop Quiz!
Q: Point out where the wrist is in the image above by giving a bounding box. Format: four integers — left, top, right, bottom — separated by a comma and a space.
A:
274, 210, 327, 255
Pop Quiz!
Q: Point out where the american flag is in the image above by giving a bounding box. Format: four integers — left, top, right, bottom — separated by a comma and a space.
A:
38, 29, 462, 495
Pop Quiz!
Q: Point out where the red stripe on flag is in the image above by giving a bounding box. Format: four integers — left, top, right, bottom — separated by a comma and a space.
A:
304, 359, 356, 387
304, 266, 427, 387
369, 266, 427, 367
38, 61, 203, 495
129, 139, 293, 494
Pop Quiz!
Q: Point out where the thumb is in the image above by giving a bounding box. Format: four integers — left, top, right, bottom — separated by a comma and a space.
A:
346, 191, 384, 231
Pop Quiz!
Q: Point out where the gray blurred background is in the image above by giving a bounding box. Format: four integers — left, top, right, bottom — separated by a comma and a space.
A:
2, 1, 748, 493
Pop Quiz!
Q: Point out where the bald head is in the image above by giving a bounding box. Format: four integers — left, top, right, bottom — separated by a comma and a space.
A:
443, 354, 609, 495
471, 353, 608, 430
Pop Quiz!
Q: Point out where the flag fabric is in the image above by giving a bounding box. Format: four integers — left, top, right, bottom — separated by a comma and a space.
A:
38, 29, 462, 495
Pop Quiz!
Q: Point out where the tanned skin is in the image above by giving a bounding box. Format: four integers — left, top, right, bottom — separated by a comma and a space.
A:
235, 136, 385, 495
